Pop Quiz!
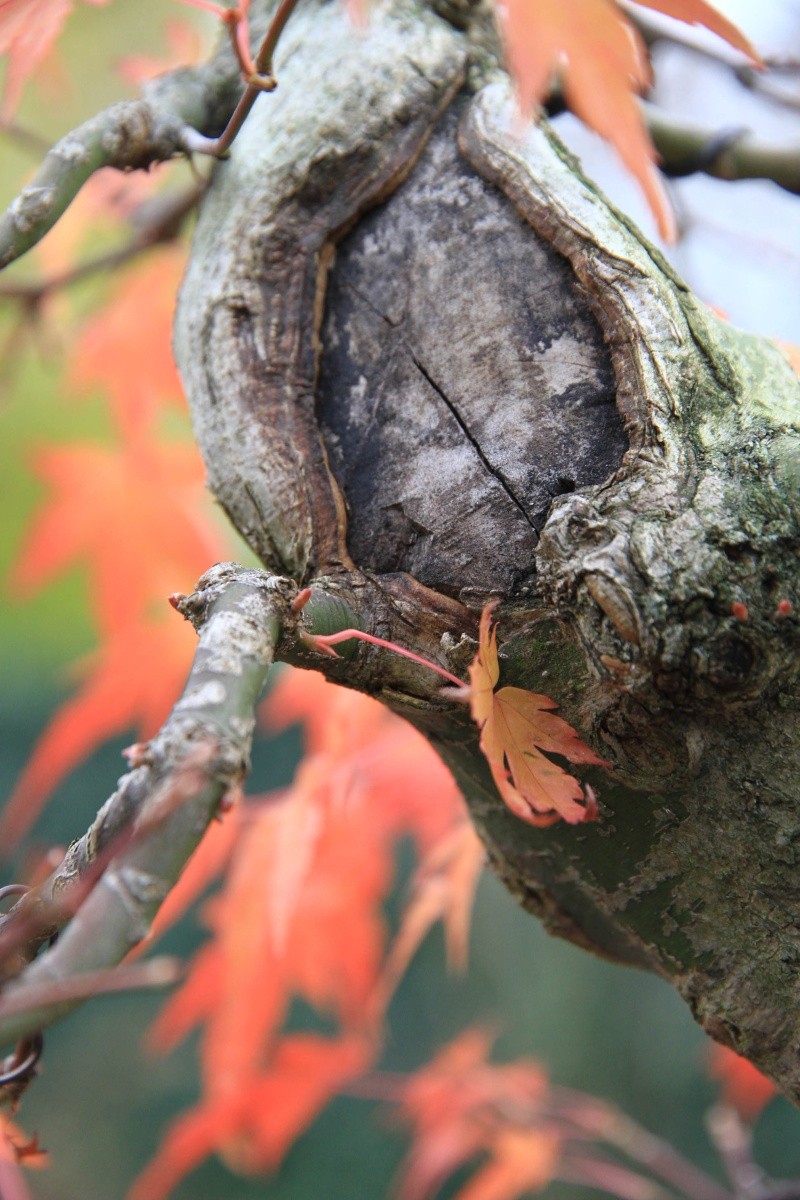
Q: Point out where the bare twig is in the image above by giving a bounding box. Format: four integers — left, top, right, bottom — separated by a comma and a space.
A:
0, 0, 305, 269
182, 0, 302, 158
0, 122, 52, 158
0, 50, 243, 270
0, 958, 181, 1027
554, 1089, 732, 1200
734, 67, 800, 113
0, 181, 205, 310
623, 5, 753, 69
706, 1104, 766, 1200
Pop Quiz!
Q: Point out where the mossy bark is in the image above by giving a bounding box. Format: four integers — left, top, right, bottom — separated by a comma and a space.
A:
174, 0, 800, 1098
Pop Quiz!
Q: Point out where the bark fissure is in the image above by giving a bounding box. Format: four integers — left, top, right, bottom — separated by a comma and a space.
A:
407, 349, 541, 533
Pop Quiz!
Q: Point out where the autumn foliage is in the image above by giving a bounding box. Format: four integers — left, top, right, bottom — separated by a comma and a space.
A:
0, 0, 789, 1197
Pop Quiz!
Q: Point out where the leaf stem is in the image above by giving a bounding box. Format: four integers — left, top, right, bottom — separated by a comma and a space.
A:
184, 0, 303, 159
308, 629, 466, 688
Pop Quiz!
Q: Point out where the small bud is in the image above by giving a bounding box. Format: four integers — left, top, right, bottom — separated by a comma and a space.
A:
217, 785, 242, 817
123, 742, 149, 767
731, 602, 749, 622
291, 587, 313, 614
581, 784, 600, 823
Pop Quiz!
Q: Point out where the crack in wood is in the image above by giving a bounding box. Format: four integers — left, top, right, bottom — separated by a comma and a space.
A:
407, 350, 539, 532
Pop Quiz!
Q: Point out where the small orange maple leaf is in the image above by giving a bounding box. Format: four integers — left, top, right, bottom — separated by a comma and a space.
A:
69, 249, 187, 437
129, 1033, 371, 1200
468, 606, 609, 826
0, 616, 199, 850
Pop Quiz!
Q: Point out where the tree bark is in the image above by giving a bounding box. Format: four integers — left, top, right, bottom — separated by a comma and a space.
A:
173, 0, 800, 1098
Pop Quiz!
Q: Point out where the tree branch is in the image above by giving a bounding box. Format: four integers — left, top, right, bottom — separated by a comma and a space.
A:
0, 55, 243, 271
645, 103, 800, 194
0, 181, 204, 309
0, 563, 295, 1048
0, 0, 308, 270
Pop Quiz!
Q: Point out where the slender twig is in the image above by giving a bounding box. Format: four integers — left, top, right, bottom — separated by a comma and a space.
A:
182, 0, 302, 158
0, 123, 52, 158
706, 1104, 767, 1200
0, 43, 243, 270
0, 958, 182, 1026
306, 628, 466, 688
0, 564, 294, 1049
622, 5, 752, 69
734, 67, 800, 113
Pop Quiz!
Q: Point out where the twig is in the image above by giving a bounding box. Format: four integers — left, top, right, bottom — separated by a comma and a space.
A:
0, 123, 52, 158
554, 1089, 732, 1200
0, 563, 294, 1049
622, 5, 753, 69
706, 1103, 766, 1200
182, 0, 302, 158
0, 0, 303, 270
0, 958, 181, 1026
734, 67, 800, 113
0, 181, 205, 310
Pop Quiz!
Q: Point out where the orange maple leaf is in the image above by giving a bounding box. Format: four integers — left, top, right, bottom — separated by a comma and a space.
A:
10, 436, 224, 636
495, 0, 758, 241
395, 1029, 559, 1200
69, 248, 187, 437
129, 1033, 371, 1200
375, 820, 485, 1013
708, 1044, 778, 1124
0, 616, 198, 849
469, 606, 609, 826
454, 1127, 561, 1200
0, 0, 109, 119
145, 669, 476, 1196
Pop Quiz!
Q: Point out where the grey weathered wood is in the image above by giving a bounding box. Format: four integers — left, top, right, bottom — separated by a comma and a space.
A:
318, 103, 624, 601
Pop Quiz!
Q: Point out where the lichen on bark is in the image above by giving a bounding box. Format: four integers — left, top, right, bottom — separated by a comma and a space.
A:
173, 0, 800, 1098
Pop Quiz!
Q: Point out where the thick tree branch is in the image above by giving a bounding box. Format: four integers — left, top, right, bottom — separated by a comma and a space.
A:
0, 563, 294, 1048
0, 0, 309, 271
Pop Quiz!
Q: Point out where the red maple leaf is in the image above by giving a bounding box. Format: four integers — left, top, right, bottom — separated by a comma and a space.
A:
495, 0, 758, 240
708, 1043, 778, 1123
0, 0, 109, 118
395, 1029, 559, 1200
129, 1033, 372, 1200
69, 249, 187, 437
0, 616, 199, 848
10, 436, 223, 636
